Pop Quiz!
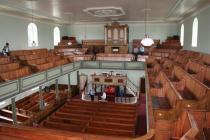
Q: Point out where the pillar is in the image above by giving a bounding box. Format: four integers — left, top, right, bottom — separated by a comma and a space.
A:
11, 97, 17, 125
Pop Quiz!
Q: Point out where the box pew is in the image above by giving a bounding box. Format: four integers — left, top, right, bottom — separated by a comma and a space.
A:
172, 111, 199, 140
0, 109, 30, 123
23, 58, 48, 66
0, 62, 20, 73
176, 74, 209, 110
185, 60, 206, 81
96, 53, 134, 61
0, 57, 11, 64
203, 67, 210, 88
151, 72, 181, 120
197, 53, 210, 66
167, 65, 187, 90
32, 62, 54, 72
0, 67, 31, 82
53, 59, 69, 67
149, 72, 168, 97
67, 55, 93, 62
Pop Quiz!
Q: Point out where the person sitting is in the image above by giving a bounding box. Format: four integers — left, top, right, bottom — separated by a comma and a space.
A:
2, 42, 10, 56
133, 47, 139, 60
101, 92, 107, 101
139, 45, 145, 55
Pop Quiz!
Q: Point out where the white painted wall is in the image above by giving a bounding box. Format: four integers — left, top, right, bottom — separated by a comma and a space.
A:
179, 6, 210, 53
67, 23, 178, 52
0, 14, 68, 51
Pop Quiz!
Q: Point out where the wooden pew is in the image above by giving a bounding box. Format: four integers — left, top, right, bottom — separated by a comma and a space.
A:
185, 60, 206, 81
32, 62, 54, 72
150, 72, 181, 120
0, 57, 11, 65
53, 59, 69, 67
0, 62, 20, 73
172, 111, 199, 140
175, 74, 209, 110
66, 55, 93, 62
0, 67, 31, 82
197, 53, 210, 66
0, 109, 30, 123
0, 123, 83, 140
96, 53, 134, 61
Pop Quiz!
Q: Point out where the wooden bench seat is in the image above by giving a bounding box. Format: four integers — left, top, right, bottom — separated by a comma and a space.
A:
150, 72, 181, 120
96, 53, 134, 61
89, 121, 134, 131
152, 96, 171, 109
53, 59, 69, 67
169, 65, 186, 82
197, 53, 210, 66
66, 55, 93, 62
0, 109, 30, 122
0, 62, 20, 73
24, 58, 48, 66
43, 121, 85, 132
176, 74, 209, 109
94, 112, 135, 119
203, 67, 210, 88
54, 112, 92, 120
92, 116, 135, 124
0, 57, 11, 65
48, 116, 88, 126
86, 126, 134, 137
32, 62, 54, 72
0, 67, 31, 81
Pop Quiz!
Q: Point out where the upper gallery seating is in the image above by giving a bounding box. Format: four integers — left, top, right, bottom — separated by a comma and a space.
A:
10, 48, 48, 58
82, 40, 105, 54
148, 49, 177, 60
0, 56, 11, 64
0, 67, 31, 82
160, 36, 182, 50
196, 53, 210, 66
96, 53, 134, 61
66, 54, 93, 62
54, 48, 88, 56
56, 36, 79, 48
42, 100, 137, 137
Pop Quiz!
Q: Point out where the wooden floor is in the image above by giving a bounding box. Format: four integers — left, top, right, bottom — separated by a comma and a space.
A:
42, 99, 138, 137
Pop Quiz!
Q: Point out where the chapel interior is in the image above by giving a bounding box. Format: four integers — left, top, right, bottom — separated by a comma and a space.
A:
0, 0, 210, 140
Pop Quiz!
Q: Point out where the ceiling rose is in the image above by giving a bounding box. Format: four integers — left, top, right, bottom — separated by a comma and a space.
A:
83, 7, 125, 17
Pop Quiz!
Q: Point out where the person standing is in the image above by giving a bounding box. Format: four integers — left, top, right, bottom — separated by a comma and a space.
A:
139, 45, 145, 55
2, 42, 10, 56
89, 89, 95, 101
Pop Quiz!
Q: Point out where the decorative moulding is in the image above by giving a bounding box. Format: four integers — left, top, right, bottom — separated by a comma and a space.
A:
83, 6, 125, 17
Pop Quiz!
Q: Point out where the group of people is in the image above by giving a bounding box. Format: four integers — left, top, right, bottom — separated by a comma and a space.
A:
1, 42, 10, 56
88, 88, 107, 102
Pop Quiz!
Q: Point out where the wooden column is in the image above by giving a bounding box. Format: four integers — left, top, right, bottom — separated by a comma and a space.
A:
11, 97, 17, 125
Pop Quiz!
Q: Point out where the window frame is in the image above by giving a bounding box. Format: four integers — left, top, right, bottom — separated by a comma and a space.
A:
53, 26, 61, 46
192, 17, 198, 47
28, 22, 38, 48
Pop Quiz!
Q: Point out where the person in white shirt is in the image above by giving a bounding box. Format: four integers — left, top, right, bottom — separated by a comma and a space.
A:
101, 92, 107, 101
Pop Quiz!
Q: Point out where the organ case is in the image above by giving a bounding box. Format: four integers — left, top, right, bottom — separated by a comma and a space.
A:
104, 22, 129, 54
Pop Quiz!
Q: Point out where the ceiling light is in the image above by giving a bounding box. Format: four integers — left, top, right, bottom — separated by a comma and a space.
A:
141, 0, 154, 46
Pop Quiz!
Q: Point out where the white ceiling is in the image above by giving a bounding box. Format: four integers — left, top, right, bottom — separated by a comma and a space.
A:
0, 0, 209, 25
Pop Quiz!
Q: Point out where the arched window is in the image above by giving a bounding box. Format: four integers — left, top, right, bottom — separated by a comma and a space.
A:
192, 18, 198, 47
28, 23, 38, 47
180, 24, 184, 46
54, 27, 60, 46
